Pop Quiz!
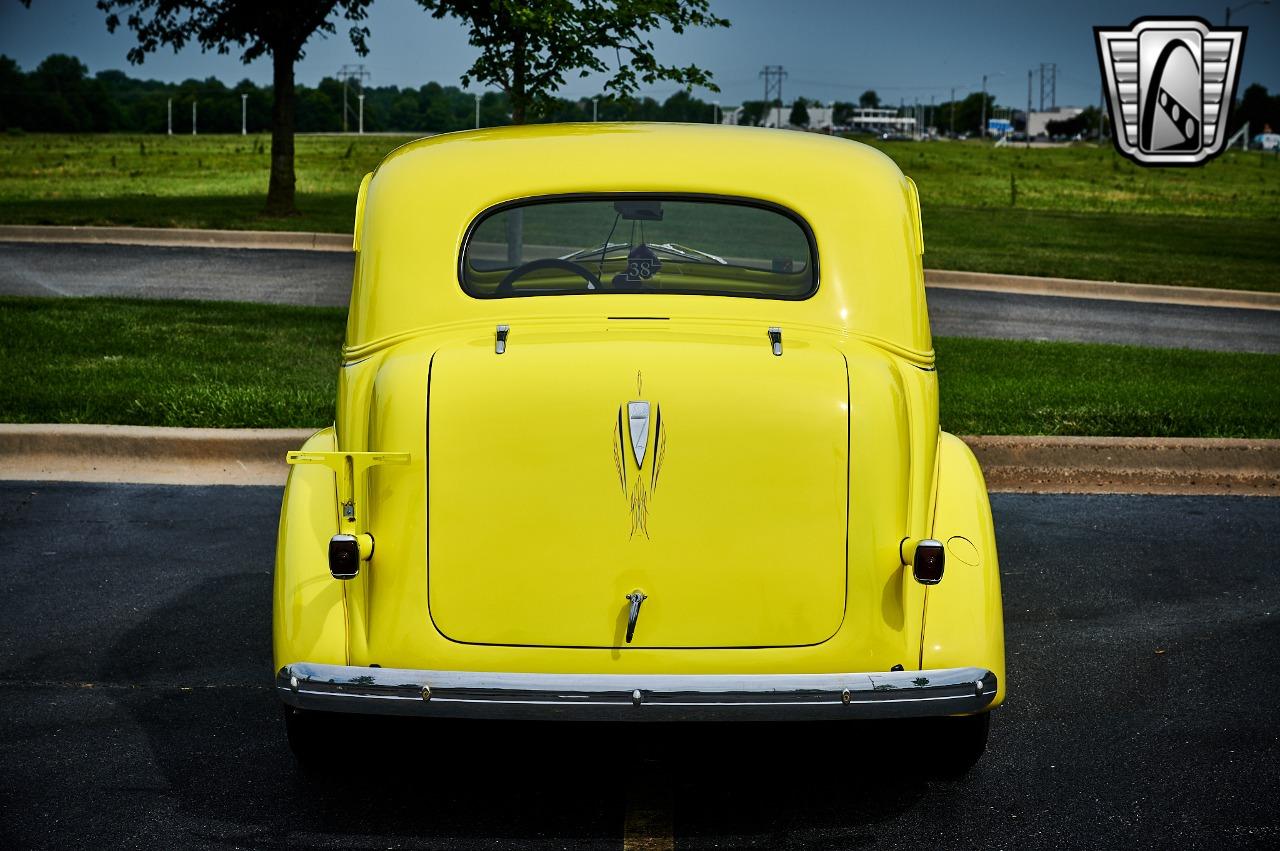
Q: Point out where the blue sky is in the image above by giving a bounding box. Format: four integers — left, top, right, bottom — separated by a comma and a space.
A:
2, 0, 1276, 109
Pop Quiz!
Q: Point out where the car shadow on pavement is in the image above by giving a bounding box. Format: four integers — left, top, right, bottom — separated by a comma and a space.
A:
97, 572, 946, 848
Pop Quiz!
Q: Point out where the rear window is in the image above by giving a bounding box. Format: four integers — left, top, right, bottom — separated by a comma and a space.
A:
460, 195, 817, 300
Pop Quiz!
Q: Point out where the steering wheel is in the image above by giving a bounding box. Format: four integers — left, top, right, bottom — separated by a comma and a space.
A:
496, 258, 604, 294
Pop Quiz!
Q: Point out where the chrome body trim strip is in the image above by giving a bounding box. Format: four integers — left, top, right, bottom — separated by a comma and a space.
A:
276, 663, 997, 721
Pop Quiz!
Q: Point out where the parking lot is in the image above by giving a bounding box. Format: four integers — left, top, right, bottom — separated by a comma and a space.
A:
1, 482, 1277, 849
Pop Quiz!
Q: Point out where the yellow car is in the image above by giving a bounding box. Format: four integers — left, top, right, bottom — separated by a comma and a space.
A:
274, 123, 1005, 771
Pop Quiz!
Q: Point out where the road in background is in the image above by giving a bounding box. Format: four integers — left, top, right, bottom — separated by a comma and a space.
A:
1, 242, 1277, 353
0, 482, 1276, 849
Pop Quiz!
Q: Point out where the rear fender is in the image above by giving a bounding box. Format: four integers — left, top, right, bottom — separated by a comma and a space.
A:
273, 426, 348, 672
922, 431, 1006, 708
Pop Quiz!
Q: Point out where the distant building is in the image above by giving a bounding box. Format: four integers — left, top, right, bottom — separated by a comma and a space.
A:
845, 107, 916, 135
720, 103, 916, 134
1028, 106, 1085, 138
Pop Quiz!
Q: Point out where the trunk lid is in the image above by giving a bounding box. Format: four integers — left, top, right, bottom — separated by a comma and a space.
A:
427, 329, 848, 648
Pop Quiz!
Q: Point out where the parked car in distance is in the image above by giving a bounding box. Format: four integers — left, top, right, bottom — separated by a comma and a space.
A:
274, 123, 1006, 773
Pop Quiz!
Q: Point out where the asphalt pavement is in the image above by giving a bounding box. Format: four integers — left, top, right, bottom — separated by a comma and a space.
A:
0, 482, 1277, 849
1, 241, 1276, 353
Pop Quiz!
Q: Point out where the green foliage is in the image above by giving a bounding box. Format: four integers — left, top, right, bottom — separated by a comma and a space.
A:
96, 0, 373, 66
858, 89, 879, 109
1233, 83, 1280, 136
935, 337, 1280, 438
0, 297, 344, 428
416, 0, 729, 123
1045, 106, 1105, 139
1, 295, 1275, 436
0, 54, 732, 133
789, 98, 809, 128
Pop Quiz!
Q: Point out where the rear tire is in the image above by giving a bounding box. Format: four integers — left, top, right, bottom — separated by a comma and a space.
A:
929, 711, 990, 777
282, 704, 330, 769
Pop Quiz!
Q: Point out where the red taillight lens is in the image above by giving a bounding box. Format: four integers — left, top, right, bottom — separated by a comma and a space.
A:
913, 539, 946, 585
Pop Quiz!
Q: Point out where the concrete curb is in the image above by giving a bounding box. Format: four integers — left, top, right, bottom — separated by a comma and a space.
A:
2, 224, 1276, 311
0, 424, 314, 486
925, 269, 1280, 312
963, 435, 1280, 495
0, 225, 351, 253
1, 424, 1275, 494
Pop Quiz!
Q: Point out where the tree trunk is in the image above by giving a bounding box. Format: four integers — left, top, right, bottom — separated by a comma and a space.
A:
265, 48, 297, 216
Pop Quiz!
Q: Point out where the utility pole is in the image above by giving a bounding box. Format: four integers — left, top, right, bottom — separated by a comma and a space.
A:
241, 93, 247, 135
337, 64, 371, 133
192, 100, 196, 135
713, 100, 720, 125
357, 93, 364, 134
593, 97, 598, 122
759, 65, 786, 127
474, 93, 480, 129
949, 87, 955, 136
1098, 83, 1106, 141
1027, 70, 1033, 146
980, 74, 987, 138
167, 98, 172, 135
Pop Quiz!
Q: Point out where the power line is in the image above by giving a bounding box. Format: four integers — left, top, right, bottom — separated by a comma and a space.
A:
337, 64, 371, 133
759, 64, 787, 114
1039, 63, 1057, 111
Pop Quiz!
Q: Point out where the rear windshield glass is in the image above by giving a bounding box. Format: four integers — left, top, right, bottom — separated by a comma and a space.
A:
461, 195, 816, 300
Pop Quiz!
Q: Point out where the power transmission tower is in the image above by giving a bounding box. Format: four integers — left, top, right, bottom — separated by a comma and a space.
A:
1038, 63, 1056, 112
337, 64, 371, 133
759, 65, 786, 126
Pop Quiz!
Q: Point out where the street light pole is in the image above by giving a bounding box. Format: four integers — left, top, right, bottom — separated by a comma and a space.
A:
474, 93, 480, 129
1026, 69, 1032, 147
167, 98, 172, 135
593, 98, 598, 122
241, 93, 247, 135
713, 100, 720, 124
358, 94, 364, 134
979, 71, 1004, 140
979, 74, 987, 138
192, 100, 197, 136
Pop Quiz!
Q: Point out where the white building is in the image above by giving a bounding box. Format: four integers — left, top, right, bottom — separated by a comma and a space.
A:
721, 103, 915, 134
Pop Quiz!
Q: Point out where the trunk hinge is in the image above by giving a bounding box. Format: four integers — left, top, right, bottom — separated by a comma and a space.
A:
495, 324, 510, 354
286, 450, 410, 576
767, 326, 783, 356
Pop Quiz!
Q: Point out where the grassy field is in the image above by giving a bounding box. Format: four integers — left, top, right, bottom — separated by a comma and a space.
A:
1, 133, 1278, 289
1, 296, 1276, 437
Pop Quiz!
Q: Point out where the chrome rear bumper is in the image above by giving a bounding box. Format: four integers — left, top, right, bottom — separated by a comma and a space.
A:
277, 663, 997, 721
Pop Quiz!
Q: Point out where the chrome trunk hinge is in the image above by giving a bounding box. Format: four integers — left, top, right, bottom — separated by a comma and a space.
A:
768, 327, 783, 356
495, 324, 510, 354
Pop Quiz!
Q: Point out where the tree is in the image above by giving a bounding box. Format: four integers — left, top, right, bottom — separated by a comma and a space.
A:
1046, 106, 1104, 140
1232, 83, 1280, 136
96, 1, 374, 215
789, 97, 809, 128
416, 1, 729, 124
858, 89, 879, 109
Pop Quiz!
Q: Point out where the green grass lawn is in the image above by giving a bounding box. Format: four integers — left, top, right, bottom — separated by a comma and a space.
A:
1, 133, 1278, 289
1, 296, 1275, 437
